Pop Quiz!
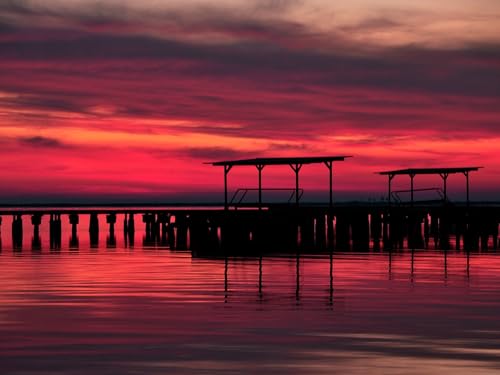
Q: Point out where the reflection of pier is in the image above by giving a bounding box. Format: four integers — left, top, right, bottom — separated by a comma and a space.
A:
219, 250, 472, 304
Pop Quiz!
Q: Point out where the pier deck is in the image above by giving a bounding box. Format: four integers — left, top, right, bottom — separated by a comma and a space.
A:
1, 203, 499, 254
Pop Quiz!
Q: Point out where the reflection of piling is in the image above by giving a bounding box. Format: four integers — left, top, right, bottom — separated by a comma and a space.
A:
430, 213, 439, 249
69, 213, 79, 249
383, 212, 391, 250
31, 214, 42, 251
190, 214, 210, 252
371, 212, 382, 251
316, 214, 326, 250
125, 213, 135, 247
106, 213, 116, 248
439, 210, 451, 250
424, 215, 430, 249
351, 212, 369, 251
89, 213, 99, 248
49, 213, 61, 250
335, 212, 350, 251
455, 215, 465, 250
142, 213, 155, 246
327, 214, 334, 250
12, 214, 23, 250
407, 211, 423, 250
175, 214, 189, 250
167, 215, 176, 248
299, 214, 314, 251
158, 213, 169, 246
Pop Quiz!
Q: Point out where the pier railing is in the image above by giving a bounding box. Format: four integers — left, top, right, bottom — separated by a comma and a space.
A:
230, 188, 304, 208
392, 187, 445, 204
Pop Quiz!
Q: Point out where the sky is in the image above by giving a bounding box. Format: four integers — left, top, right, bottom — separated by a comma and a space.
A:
0, 0, 499, 203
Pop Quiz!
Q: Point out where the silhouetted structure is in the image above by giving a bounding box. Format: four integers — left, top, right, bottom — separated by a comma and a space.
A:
208, 156, 351, 209
30, 214, 42, 251
12, 214, 23, 250
0, 159, 498, 255
69, 213, 79, 248
49, 214, 61, 250
379, 167, 482, 206
89, 213, 99, 248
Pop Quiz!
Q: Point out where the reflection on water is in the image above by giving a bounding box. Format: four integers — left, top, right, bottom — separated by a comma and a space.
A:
1, 215, 500, 374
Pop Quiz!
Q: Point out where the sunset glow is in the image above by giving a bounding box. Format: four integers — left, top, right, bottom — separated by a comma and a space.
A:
1, 1, 499, 202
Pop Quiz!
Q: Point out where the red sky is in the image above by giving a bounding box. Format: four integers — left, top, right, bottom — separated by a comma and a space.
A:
0, 1, 499, 203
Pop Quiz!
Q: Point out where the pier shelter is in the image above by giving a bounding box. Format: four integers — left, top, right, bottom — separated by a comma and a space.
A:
378, 167, 482, 205
208, 156, 351, 209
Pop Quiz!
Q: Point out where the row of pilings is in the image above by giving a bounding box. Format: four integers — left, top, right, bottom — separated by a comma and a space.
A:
0, 206, 499, 253
189, 206, 500, 256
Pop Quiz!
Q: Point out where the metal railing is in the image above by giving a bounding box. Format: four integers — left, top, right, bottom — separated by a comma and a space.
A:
229, 188, 304, 207
392, 187, 445, 204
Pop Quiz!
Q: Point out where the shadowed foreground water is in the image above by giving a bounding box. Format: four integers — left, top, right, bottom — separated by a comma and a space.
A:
1, 215, 500, 374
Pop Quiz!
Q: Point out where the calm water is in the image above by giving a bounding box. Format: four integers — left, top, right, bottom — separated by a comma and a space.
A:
1, 214, 500, 374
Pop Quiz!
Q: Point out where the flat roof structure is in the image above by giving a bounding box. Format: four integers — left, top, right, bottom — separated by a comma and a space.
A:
208, 156, 351, 209
378, 167, 483, 205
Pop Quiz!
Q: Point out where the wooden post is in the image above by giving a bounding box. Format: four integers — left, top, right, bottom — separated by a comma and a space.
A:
464, 171, 470, 207
410, 174, 415, 206
440, 173, 449, 202
290, 163, 303, 206
256, 164, 265, 210
224, 165, 232, 210
324, 161, 333, 210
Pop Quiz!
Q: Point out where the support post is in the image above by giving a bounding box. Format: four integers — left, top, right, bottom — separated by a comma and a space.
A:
290, 163, 303, 206
324, 161, 333, 210
388, 174, 394, 205
224, 164, 232, 210
440, 173, 449, 202
256, 164, 265, 210
464, 171, 470, 207
410, 173, 415, 206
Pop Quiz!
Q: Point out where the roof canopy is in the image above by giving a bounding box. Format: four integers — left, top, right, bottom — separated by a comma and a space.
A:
208, 156, 351, 167
378, 167, 482, 176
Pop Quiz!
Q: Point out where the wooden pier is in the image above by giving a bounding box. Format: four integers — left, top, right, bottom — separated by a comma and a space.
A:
0, 156, 498, 254
0, 203, 499, 254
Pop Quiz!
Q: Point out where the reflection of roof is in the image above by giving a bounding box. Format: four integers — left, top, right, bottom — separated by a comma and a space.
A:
378, 167, 482, 176
208, 156, 351, 166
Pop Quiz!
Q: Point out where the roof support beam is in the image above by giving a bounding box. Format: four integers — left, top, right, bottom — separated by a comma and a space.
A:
290, 163, 303, 206
463, 171, 470, 207
224, 165, 232, 210
410, 173, 415, 207
440, 173, 449, 202
256, 164, 265, 210
324, 161, 333, 210
388, 174, 395, 205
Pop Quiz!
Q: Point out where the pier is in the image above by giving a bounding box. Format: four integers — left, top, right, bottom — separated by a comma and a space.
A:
1, 204, 499, 255
0, 157, 498, 254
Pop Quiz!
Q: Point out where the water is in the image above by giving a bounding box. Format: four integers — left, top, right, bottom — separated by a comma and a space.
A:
1, 214, 500, 374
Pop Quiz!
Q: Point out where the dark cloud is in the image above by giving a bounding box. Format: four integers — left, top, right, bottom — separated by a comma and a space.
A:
0, 28, 498, 99
267, 142, 316, 152
3, 93, 87, 114
183, 147, 253, 161
18, 136, 67, 148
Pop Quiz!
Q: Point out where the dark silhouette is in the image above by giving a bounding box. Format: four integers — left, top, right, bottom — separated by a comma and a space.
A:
12, 214, 23, 250
89, 213, 99, 248
49, 214, 61, 250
